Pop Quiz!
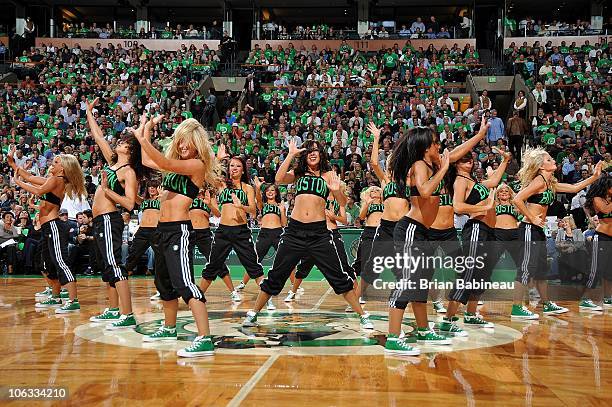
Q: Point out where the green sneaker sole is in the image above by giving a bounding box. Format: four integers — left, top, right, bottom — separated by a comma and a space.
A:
55, 307, 80, 314
511, 313, 539, 320
384, 347, 421, 356
177, 349, 214, 357
143, 336, 177, 342
416, 337, 452, 345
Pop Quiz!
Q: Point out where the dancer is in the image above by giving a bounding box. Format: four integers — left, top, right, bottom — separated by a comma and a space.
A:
137, 115, 219, 357
580, 176, 611, 310
511, 148, 602, 318
441, 148, 509, 336
286, 184, 354, 308
126, 180, 160, 281
360, 123, 410, 305
86, 98, 147, 329
350, 186, 383, 303
386, 117, 490, 354
242, 140, 373, 329
200, 155, 264, 303
8, 148, 86, 313
494, 184, 523, 273
237, 178, 287, 302
190, 187, 221, 282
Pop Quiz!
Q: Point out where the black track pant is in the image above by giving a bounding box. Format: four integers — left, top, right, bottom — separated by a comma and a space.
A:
448, 219, 496, 305
517, 222, 547, 285
260, 219, 354, 296
586, 231, 612, 289
202, 224, 263, 281
41, 218, 75, 286
495, 227, 522, 271
296, 229, 354, 279
152, 221, 206, 304
93, 212, 127, 287
126, 226, 155, 273
362, 219, 397, 285
256, 227, 283, 262
193, 228, 213, 261
390, 216, 432, 308
352, 226, 377, 277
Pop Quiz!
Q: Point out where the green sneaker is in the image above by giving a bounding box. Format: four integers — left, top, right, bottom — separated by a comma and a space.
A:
35, 287, 52, 298
384, 334, 421, 355
177, 336, 215, 357
90, 308, 120, 322
511, 304, 539, 319
579, 299, 603, 311
55, 299, 81, 314
604, 297, 612, 309
360, 313, 374, 329
242, 310, 258, 327
60, 289, 69, 300
143, 326, 178, 342
464, 312, 494, 328
416, 328, 452, 345
432, 301, 447, 313
35, 296, 62, 308
439, 317, 468, 337
105, 314, 137, 330
543, 301, 568, 315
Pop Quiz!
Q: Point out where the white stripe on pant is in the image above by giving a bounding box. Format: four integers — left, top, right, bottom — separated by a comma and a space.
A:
389, 222, 416, 308
49, 221, 75, 283
180, 224, 202, 299
103, 214, 124, 281
520, 224, 532, 285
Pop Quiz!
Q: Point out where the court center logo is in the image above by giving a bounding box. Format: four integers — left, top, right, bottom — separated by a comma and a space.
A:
74, 310, 523, 355
135, 310, 389, 352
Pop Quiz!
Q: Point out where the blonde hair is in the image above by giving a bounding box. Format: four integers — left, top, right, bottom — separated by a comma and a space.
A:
360, 186, 382, 202
517, 147, 558, 190
59, 154, 86, 199
563, 215, 577, 229
495, 183, 514, 205
164, 118, 219, 185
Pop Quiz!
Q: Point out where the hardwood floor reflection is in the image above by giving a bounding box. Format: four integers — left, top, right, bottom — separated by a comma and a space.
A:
0, 278, 609, 406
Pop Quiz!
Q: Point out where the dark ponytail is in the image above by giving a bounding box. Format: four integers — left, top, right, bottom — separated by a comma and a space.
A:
584, 175, 611, 216
391, 127, 436, 196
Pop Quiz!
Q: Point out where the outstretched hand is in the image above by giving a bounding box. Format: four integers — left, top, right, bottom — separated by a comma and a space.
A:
328, 171, 341, 192
288, 140, 305, 157
367, 122, 381, 139
86, 97, 99, 113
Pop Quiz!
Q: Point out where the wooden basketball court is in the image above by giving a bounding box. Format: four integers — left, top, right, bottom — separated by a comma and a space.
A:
0, 277, 609, 405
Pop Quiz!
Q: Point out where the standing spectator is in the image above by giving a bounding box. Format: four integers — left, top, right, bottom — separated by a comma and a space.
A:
244, 73, 260, 111
505, 110, 530, 164
486, 109, 505, 144
0, 212, 19, 274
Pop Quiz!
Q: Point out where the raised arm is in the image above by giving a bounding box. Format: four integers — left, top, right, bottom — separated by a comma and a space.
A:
86, 98, 114, 164
367, 122, 387, 182
14, 176, 61, 197
139, 115, 163, 171
556, 162, 602, 193
449, 116, 489, 163
414, 151, 449, 198
275, 140, 303, 184
452, 177, 495, 214
512, 177, 547, 227
6, 147, 47, 185
481, 148, 510, 189
135, 119, 207, 176
326, 172, 348, 207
